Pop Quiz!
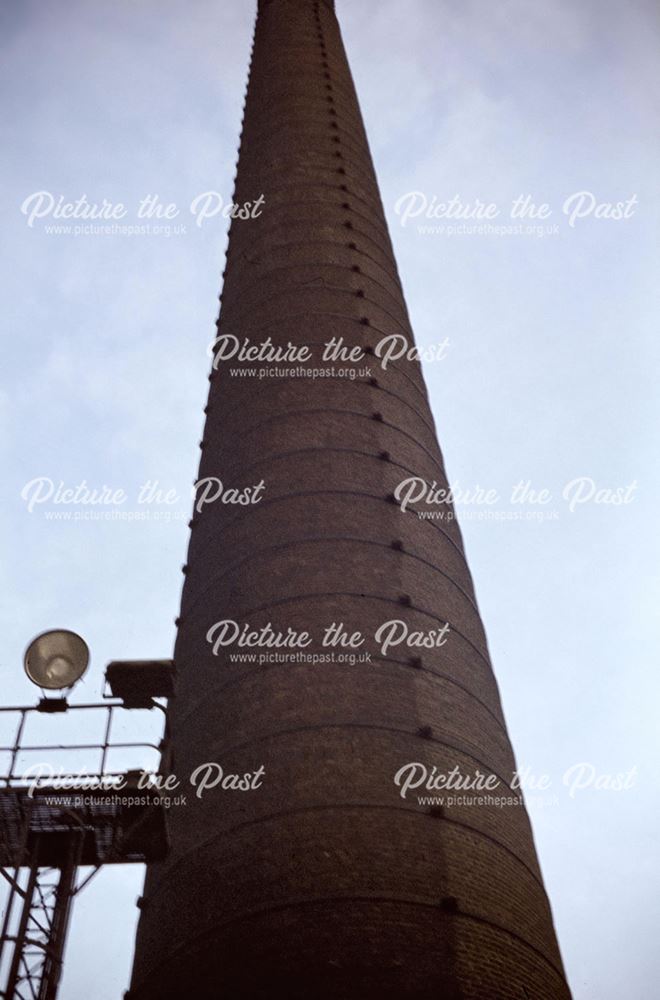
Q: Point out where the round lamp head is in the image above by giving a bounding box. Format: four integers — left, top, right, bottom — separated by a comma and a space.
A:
24, 629, 89, 690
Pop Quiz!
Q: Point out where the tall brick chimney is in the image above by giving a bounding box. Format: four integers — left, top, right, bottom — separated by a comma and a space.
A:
129, 1, 571, 997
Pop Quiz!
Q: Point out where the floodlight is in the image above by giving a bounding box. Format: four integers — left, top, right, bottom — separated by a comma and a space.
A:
24, 629, 89, 690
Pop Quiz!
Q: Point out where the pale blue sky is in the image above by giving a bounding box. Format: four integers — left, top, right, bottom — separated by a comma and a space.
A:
1, 0, 659, 997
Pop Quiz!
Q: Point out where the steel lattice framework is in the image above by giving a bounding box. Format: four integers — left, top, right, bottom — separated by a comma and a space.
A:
0, 700, 170, 1000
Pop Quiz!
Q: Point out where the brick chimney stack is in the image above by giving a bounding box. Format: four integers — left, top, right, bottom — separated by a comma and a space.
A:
129, 1, 571, 997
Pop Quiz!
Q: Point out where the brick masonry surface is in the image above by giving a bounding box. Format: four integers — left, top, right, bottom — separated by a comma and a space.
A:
129, 1, 572, 997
